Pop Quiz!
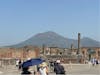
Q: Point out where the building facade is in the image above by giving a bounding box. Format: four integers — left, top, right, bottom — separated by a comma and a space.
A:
0, 46, 100, 63
41, 46, 100, 63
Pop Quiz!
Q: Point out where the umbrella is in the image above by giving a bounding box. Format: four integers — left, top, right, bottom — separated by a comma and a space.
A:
22, 58, 44, 68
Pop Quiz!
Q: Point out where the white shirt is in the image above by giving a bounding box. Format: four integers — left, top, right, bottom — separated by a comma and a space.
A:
16, 60, 19, 65
39, 67, 47, 75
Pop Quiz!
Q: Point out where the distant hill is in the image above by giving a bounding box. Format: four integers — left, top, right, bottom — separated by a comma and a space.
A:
6, 31, 100, 48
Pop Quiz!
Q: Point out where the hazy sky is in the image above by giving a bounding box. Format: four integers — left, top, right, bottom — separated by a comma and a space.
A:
0, 0, 99, 46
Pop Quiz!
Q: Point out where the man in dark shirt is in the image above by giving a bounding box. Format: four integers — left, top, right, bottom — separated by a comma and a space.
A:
21, 67, 32, 75
54, 60, 65, 75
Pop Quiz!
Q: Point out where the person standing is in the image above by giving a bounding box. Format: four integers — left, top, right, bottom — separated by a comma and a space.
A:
95, 59, 99, 65
18, 59, 22, 70
91, 58, 96, 66
54, 60, 65, 75
16, 59, 19, 67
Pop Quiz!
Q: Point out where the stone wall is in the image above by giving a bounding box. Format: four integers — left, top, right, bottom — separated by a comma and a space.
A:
0, 46, 40, 60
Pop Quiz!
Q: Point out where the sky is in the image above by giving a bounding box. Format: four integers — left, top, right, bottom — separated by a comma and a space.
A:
0, 0, 99, 46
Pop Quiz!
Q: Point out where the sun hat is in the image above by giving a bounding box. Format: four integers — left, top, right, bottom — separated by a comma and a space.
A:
41, 62, 47, 67
56, 60, 60, 63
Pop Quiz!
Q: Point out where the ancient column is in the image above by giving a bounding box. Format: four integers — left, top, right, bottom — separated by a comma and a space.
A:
78, 33, 80, 54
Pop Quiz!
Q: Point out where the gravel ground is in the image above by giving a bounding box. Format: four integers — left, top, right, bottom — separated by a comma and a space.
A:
0, 64, 100, 75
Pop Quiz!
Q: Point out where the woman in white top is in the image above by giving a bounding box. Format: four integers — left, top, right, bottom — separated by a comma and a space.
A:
39, 66, 47, 75
39, 62, 48, 75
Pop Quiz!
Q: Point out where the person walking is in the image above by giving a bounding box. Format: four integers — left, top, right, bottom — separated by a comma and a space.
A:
21, 67, 32, 75
54, 60, 65, 75
39, 62, 48, 75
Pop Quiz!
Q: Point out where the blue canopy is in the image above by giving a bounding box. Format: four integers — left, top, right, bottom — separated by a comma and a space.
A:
22, 58, 44, 68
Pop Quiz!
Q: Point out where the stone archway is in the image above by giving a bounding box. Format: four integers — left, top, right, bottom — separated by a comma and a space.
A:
87, 48, 96, 61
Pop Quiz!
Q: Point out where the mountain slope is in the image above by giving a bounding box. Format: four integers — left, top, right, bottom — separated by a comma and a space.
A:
81, 37, 100, 47
8, 31, 100, 48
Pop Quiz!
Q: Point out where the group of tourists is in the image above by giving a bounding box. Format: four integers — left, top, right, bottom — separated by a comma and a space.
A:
20, 61, 48, 75
91, 58, 99, 66
16, 59, 66, 75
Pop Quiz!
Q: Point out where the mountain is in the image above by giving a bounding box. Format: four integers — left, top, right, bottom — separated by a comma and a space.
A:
7, 31, 100, 48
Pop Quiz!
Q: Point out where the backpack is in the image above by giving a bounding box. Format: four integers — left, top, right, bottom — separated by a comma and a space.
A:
54, 64, 65, 74
59, 65, 65, 74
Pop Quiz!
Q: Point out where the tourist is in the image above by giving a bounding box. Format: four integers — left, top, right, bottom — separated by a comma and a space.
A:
16, 59, 19, 67
49, 60, 54, 72
95, 59, 99, 65
91, 58, 96, 66
18, 59, 22, 70
39, 62, 48, 75
21, 67, 32, 75
54, 60, 65, 75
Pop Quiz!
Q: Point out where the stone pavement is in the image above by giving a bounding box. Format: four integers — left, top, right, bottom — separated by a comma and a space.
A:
63, 64, 100, 74
0, 64, 100, 75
